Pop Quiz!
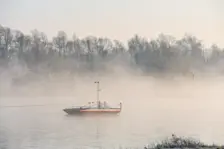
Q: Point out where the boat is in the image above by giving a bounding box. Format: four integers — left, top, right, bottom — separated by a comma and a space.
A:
63, 81, 122, 115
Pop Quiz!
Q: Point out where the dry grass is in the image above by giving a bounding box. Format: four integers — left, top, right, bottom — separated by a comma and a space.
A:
145, 135, 224, 149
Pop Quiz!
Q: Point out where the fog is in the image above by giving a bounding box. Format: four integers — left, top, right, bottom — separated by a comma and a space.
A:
1, 24, 224, 148
1, 64, 224, 148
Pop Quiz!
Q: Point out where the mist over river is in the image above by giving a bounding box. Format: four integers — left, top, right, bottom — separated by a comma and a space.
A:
0, 75, 224, 149
1, 0, 224, 148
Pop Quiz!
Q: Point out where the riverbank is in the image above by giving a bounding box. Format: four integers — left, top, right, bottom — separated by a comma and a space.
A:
143, 135, 224, 149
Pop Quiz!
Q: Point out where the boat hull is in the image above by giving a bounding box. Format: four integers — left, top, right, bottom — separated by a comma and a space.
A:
63, 108, 121, 115
63, 108, 81, 115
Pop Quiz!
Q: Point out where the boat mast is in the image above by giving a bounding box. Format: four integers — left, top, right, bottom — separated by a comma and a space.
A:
94, 81, 100, 108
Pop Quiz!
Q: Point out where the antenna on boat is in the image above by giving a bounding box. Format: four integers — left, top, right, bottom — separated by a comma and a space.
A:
94, 81, 100, 108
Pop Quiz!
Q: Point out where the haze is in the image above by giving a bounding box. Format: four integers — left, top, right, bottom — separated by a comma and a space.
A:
1, 73, 224, 148
1, 0, 224, 46
1, 0, 224, 148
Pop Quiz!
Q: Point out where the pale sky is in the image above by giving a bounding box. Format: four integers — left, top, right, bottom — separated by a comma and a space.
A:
0, 0, 224, 47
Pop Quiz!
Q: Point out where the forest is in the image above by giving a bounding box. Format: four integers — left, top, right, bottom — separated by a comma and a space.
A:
0, 24, 224, 77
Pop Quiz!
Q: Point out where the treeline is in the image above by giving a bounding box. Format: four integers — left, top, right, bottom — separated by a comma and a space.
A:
0, 24, 224, 75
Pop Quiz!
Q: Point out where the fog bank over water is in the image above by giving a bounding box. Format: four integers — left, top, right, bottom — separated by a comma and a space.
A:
1, 71, 224, 148
1, 24, 224, 148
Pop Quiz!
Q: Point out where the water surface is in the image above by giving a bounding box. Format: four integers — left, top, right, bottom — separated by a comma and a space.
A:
0, 77, 224, 149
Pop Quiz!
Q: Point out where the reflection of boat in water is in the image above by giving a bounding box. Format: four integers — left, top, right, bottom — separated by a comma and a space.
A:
63, 81, 122, 115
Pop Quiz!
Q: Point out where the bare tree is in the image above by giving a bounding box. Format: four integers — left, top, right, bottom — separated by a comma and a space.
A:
53, 31, 67, 56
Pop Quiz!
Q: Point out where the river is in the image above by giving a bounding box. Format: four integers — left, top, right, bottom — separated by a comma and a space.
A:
0, 76, 224, 149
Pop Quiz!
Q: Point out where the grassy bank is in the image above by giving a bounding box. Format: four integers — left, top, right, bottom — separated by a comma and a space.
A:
144, 135, 224, 149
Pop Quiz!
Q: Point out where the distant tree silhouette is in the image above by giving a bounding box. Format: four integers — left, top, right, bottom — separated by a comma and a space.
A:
0, 24, 223, 75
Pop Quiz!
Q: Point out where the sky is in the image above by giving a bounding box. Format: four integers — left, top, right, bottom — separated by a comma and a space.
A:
0, 0, 224, 47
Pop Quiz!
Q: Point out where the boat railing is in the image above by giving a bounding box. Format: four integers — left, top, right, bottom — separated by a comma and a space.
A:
71, 101, 121, 109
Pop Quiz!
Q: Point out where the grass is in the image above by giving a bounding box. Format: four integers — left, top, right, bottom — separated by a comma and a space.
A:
145, 134, 224, 149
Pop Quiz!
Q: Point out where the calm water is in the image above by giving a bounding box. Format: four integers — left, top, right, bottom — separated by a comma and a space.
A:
1, 78, 224, 149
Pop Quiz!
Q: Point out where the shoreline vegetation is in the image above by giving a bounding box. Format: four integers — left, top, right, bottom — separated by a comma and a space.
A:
1, 24, 224, 80
144, 135, 224, 149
